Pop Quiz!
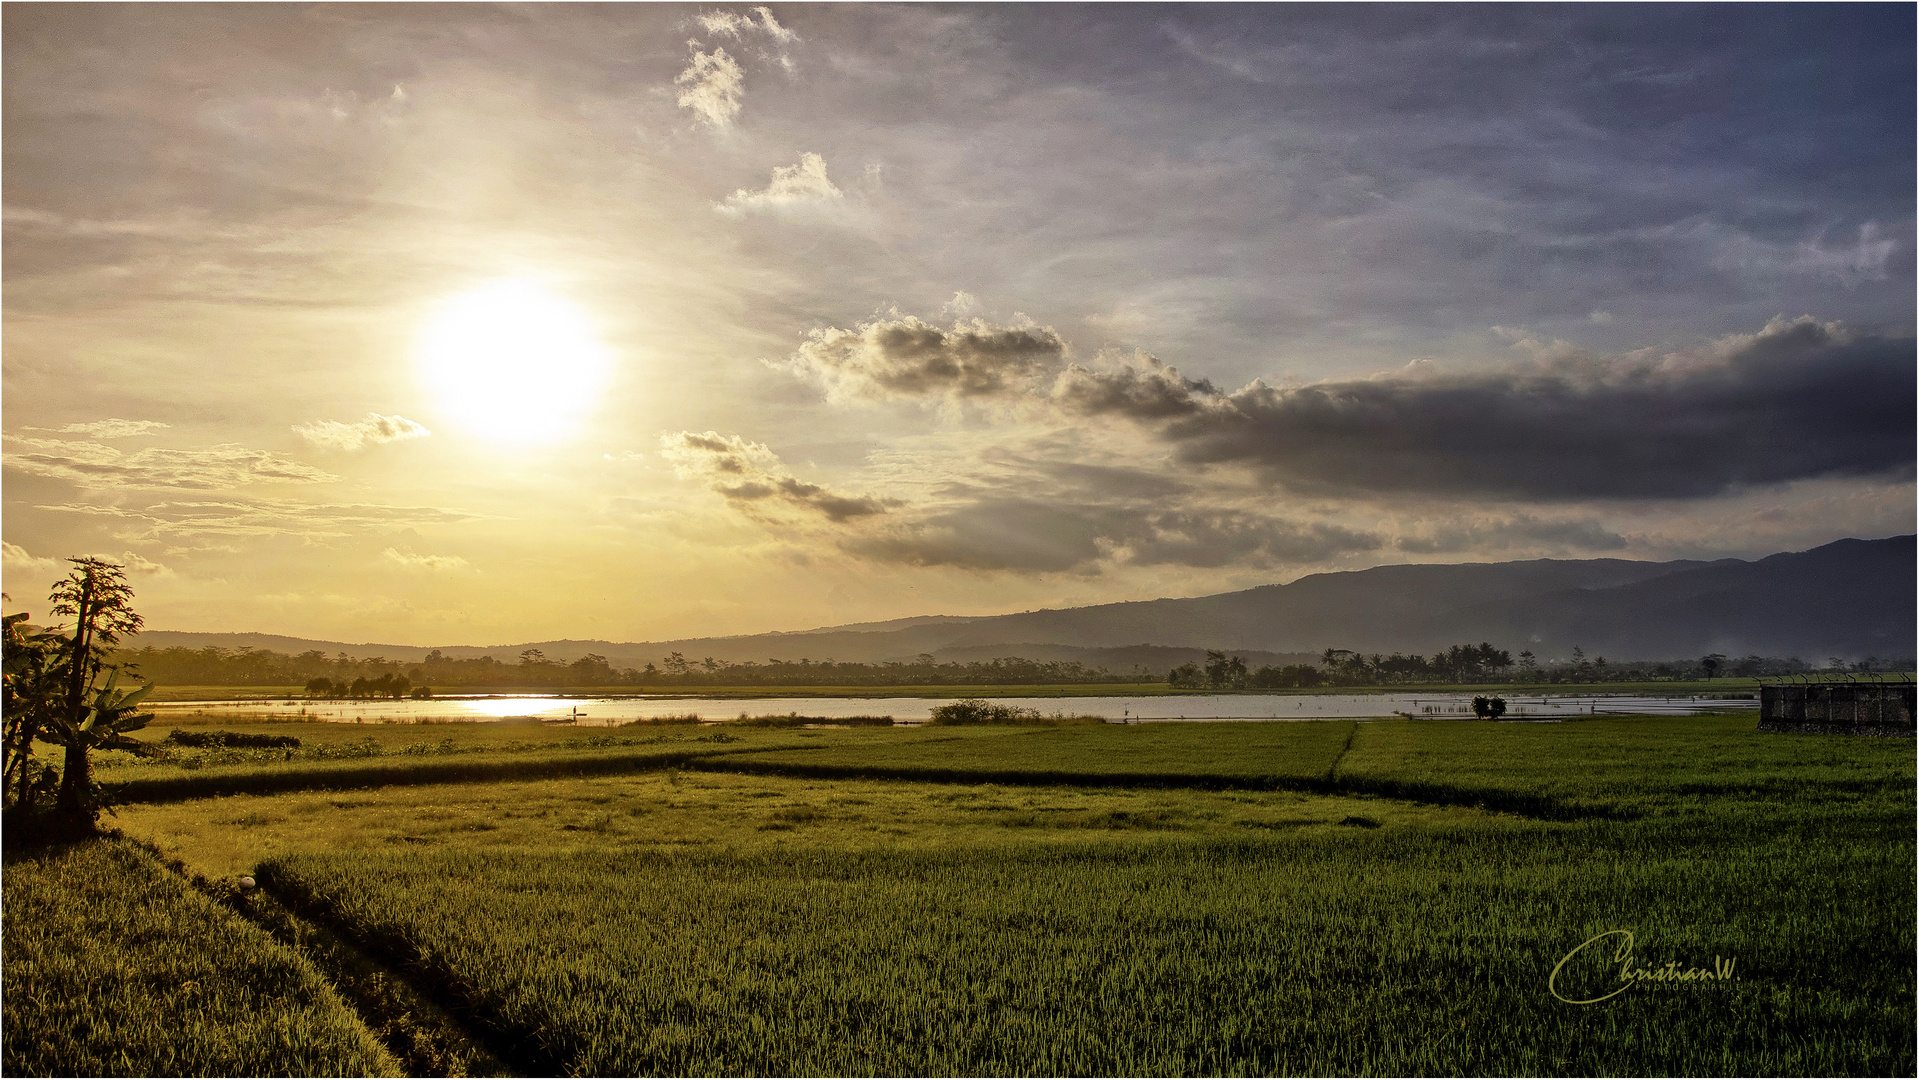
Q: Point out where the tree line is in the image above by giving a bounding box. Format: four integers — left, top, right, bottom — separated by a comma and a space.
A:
112, 645, 1149, 689
1168, 644, 1855, 690
106, 640, 1904, 695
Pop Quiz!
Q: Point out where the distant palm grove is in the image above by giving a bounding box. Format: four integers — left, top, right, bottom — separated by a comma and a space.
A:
108, 642, 1865, 693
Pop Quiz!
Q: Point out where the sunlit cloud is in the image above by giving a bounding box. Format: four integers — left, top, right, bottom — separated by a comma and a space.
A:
784, 314, 1066, 404
717, 153, 842, 215
697, 6, 798, 44
382, 547, 469, 573
676, 44, 745, 128
294, 413, 431, 451
4, 436, 338, 490
32, 419, 171, 439
660, 431, 888, 523
38, 500, 480, 541
2, 540, 63, 584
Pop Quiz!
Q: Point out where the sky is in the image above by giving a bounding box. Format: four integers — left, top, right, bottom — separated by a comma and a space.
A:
3, 3, 1914, 646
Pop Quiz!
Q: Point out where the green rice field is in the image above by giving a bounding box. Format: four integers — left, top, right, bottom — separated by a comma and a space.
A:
5, 713, 1913, 1076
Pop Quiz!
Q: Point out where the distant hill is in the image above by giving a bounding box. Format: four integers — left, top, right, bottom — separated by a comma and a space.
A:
125, 535, 1914, 669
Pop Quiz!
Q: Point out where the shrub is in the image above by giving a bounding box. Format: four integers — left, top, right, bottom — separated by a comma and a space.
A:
927, 699, 1044, 725
162, 730, 302, 749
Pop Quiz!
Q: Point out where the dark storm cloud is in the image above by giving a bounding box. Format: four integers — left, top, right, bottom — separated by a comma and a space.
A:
785, 315, 1066, 403
842, 499, 1382, 574
1056, 319, 1915, 501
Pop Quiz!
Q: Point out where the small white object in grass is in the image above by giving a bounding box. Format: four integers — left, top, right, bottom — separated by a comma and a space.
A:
238, 876, 256, 891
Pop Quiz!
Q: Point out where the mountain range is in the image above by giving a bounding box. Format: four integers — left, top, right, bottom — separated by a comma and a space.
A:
124, 535, 1915, 669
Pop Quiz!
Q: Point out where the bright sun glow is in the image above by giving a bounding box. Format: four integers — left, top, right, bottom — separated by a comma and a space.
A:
416, 279, 612, 444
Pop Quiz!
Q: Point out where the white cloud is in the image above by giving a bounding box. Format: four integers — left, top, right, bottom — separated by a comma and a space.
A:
941, 291, 982, 318
35, 419, 171, 439
293, 413, 431, 451
676, 45, 745, 128
716, 153, 842, 215
381, 547, 469, 573
697, 6, 798, 43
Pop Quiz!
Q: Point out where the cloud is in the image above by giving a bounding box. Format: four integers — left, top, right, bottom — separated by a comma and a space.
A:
1051, 352, 1216, 420
2, 543, 171, 594
697, 6, 798, 43
1054, 317, 1916, 501
785, 315, 1066, 404
717, 153, 842, 215
660, 431, 888, 523
4, 436, 339, 489
294, 413, 431, 451
1393, 515, 1629, 554
33, 419, 170, 439
2, 541, 63, 585
1711, 221, 1899, 286
38, 500, 479, 541
381, 547, 468, 573
843, 499, 1382, 574
676, 45, 745, 128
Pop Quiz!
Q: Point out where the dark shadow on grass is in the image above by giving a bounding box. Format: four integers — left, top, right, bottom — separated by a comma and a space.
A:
679, 758, 1627, 821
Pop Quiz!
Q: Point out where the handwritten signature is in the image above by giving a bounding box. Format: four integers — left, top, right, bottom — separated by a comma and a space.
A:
1549, 930, 1738, 1005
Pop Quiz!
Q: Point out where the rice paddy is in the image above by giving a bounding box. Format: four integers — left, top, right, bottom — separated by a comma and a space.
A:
6, 713, 1912, 1076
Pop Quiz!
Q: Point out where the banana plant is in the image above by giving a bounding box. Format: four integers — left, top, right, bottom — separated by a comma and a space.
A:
48, 666, 156, 754
3, 612, 69, 809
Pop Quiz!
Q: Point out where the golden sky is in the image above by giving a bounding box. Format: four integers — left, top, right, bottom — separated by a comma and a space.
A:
4, 5, 1913, 646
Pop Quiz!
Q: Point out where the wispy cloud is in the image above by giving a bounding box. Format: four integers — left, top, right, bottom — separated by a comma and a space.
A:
845, 499, 1383, 575
660, 431, 888, 523
294, 413, 430, 451
38, 500, 479, 541
697, 6, 798, 44
32, 419, 171, 439
717, 153, 842, 215
382, 547, 469, 573
5, 436, 338, 489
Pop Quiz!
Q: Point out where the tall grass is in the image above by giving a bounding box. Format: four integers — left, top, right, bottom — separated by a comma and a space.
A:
1, 838, 398, 1077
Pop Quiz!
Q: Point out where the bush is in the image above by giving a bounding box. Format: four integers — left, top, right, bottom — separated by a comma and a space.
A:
927, 699, 1044, 725
162, 730, 302, 749
727, 714, 895, 728
618, 714, 703, 727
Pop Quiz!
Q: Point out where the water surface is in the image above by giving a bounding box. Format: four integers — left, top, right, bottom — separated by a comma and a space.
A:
149, 691, 1758, 725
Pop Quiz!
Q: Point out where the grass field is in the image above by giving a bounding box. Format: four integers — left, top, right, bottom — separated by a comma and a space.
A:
1, 837, 398, 1077
8, 713, 1913, 1076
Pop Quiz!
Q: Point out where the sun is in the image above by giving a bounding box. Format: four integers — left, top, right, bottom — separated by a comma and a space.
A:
416, 279, 613, 445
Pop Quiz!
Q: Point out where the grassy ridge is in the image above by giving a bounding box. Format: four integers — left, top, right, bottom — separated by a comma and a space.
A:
1, 838, 398, 1077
